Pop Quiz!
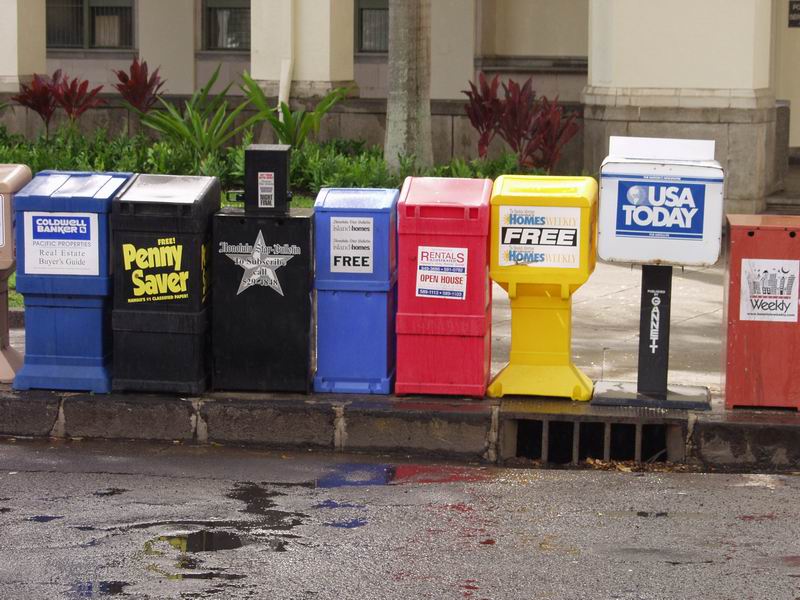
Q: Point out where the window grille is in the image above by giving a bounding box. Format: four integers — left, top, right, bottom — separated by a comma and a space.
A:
205, 0, 251, 51
46, 0, 133, 49
357, 0, 388, 53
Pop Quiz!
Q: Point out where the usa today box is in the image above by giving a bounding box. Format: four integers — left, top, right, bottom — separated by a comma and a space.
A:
598, 137, 724, 267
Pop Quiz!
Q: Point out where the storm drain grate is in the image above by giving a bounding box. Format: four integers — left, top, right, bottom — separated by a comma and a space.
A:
511, 418, 680, 465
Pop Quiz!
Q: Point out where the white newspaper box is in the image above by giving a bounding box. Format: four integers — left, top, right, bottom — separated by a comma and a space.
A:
598, 137, 724, 267
594, 137, 724, 411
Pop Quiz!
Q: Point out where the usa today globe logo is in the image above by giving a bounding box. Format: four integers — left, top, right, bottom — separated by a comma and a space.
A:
625, 185, 649, 206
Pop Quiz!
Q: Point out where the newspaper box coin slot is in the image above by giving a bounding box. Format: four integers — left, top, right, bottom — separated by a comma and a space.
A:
592, 136, 723, 410
487, 175, 598, 401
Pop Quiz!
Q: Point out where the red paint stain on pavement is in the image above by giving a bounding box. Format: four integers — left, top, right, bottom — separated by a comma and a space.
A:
738, 513, 777, 522
479, 538, 496, 545
392, 465, 493, 485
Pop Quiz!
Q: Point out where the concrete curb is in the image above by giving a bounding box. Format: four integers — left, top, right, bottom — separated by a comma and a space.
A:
1, 387, 800, 471
690, 411, 800, 470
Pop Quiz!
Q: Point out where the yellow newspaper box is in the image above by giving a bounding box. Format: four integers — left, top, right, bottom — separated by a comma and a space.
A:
0, 165, 32, 382
488, 175, 597, 400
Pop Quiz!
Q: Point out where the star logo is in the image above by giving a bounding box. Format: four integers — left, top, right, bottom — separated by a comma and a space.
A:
224, 231, 294, 296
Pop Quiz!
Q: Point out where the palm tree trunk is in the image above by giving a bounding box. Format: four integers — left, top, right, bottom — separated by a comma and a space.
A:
384, 0, 433, 171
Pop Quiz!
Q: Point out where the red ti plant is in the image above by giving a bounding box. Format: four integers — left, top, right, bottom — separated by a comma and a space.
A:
496, 77, 541, 169
534, 96, 580, 173
11, 70, 64, 138
462, 73, 502, 158
52, 76, 106, 126
112, 57, 165, 114
463, 73, 581, 172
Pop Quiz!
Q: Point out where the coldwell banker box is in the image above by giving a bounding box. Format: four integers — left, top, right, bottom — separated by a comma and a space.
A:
314, 188, 399, 394
594, 137, 723, 409
395, 177, 493, 397
14, 171, 134, 393
111, 175, 220, 393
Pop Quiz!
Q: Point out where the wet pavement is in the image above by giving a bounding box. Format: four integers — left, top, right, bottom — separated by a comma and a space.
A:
1, 439, 799, 599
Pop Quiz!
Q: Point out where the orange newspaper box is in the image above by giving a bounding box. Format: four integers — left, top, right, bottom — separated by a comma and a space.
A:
725, 215, 800, 409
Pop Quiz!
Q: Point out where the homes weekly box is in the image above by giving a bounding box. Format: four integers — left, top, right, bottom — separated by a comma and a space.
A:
0, 165, 31, 383
314, 188, 398, 394
111, 174, 220, 394
395, 177, 493, 397
725, 215, 800, 410
212, 208, 313, 392
14, 171, 133, 393
488, 176, 598, 401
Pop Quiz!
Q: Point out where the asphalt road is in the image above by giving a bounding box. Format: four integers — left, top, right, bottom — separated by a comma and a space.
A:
0, 439, 797, 600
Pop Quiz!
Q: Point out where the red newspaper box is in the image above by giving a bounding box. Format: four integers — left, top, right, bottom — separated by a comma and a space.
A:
726, 215, 800, 409
395, 177, 492, 397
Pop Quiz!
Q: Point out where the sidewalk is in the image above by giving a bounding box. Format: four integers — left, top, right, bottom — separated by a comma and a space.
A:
2, 257, 800, 472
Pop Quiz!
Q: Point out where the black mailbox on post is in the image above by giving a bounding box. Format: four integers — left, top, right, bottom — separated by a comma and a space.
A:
244, 144, 291, 214
212, 140, 313, 392
111, 174, 220, 393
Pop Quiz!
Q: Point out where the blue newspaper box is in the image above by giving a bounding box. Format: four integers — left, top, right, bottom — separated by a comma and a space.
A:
13, 171, 133, 393
314, 188, 398, 394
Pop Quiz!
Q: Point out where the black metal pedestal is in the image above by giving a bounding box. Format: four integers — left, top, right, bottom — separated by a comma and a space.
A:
592, 265, 711, 410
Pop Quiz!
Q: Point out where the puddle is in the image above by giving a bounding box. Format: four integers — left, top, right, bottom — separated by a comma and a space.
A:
325, 518, 367, 529
156, 531, 244, 553
226, 482, 307, 531
27, 515, 64, 523
0, 508, 10, 514
316, 463, 493, 488
180, 572, 246, 581
636, 511, 668, 518
68, 581, 128, 597
93, 488, 128, 498
313, 499, 365, 510
317, 464, 394, 488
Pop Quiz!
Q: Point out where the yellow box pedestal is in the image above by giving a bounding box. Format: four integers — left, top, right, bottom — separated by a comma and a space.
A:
487, 290, 592, 400
488, 175, 598, 401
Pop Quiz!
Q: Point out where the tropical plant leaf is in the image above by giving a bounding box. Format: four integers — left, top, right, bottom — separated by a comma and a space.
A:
113, 57, 165, 114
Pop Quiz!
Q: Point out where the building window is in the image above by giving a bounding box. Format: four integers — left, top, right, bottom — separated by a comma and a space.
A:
204, 0, 251, 51
356, 0, 388, 53
46, 0, 134, 49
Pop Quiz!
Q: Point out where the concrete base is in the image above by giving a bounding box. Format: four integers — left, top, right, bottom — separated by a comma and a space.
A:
488, 364, 593, 401
592, 380, 711, 411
